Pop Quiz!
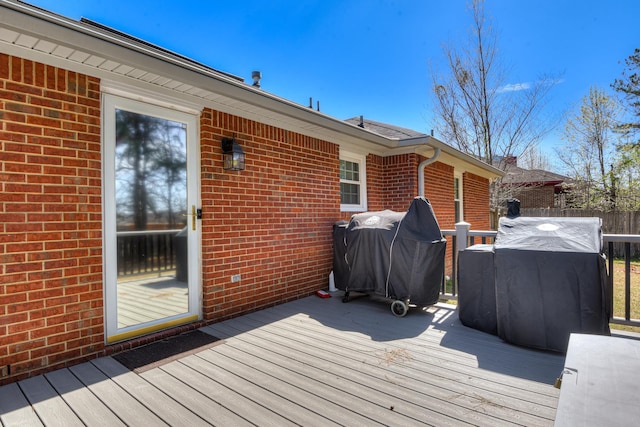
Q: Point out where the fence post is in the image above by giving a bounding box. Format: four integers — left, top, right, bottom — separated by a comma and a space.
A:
455, 221, 471, 252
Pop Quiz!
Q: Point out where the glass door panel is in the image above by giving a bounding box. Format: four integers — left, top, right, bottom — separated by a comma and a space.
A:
114, 109, 188, 328
103, 94, 200, 343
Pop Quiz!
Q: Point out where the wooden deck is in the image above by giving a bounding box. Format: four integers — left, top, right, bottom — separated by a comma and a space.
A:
0, 293, 565, 426
117, 273, 188, 328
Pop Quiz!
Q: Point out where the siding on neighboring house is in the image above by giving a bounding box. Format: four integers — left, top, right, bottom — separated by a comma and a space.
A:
0, 55, 104, 379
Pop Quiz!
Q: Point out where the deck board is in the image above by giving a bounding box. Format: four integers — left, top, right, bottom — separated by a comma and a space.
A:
17, 376, 83, 427
91, 357, 210, 427
68, 360, 167, 426
0, 294, 565, 426
139, 365, 256, 426
158, 358, 298, 427
0, 383, 44, 426
205, 310, 552, 425
45, 368, 127, 427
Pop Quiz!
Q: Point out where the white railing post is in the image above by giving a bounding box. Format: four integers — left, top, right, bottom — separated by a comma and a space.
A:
455, 221, 471, 252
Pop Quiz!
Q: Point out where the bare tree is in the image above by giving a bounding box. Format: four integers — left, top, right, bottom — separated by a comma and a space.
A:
558, 86, 621, 210
518, 146, 551, 170
430, 0, 559, 172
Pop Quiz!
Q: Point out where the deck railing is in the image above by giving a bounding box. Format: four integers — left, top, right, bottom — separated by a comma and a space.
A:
442, 223, 640, 328
116, 229, 183, 277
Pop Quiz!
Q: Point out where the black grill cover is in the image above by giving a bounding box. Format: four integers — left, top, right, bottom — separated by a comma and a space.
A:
332, 221, 350, 289
494, 217, 610, 352
458, 244, 497, 335
333, 197, 446, 306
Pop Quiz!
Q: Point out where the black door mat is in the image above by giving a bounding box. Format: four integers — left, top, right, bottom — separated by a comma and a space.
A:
112, 330, 224, 373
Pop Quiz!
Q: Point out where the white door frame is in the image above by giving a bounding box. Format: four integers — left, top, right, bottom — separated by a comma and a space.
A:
102, 92, 202, 343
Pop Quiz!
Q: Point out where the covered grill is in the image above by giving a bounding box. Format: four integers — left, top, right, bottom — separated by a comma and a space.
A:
493, 216, 610, 352
457, 244, 497, 335
333, 197, 446, 316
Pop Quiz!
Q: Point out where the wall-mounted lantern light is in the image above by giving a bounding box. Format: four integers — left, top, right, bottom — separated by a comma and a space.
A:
221, 136, 245, 171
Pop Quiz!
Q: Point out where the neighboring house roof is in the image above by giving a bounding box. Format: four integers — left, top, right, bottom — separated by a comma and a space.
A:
0, 0, 502, 179
502, 165, 570, 186
498, 161, 571, 194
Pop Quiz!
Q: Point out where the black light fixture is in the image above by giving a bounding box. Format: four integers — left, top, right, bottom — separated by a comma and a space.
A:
221, 136, 245, 171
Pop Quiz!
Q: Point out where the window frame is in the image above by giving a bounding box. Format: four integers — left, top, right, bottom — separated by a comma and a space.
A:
454, 172, 464, 223
339, 151, 367, 212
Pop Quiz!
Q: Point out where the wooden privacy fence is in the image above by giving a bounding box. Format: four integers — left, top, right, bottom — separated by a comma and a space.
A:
519, 208, 640, 258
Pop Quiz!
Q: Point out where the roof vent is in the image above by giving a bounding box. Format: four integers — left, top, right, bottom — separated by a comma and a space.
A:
251, 71, 262, 88
358, 115, 365, 128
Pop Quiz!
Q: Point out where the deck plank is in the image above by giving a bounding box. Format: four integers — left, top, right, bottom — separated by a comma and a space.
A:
0, 383, 43, 426
180, 354, 339, 426
205, 314, 552, 426
199, 334, 464, 426
69, 361, 168, 426
139, 364, 254, 426
45, 368, 127, 427
0, 295, 566, 427
243, 302, 561, 402
91, 357, 210, 427
160, 358, 299, 426
17, 375, 83, 427
194, 347, 405, 427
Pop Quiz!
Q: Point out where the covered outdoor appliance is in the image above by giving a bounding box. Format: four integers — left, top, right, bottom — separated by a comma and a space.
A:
457, 244, 497, 335
333, 197, 446, 317
493, 216, 610, 352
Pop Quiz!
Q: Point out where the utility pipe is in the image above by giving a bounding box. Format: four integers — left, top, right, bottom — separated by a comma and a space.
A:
418, 146, 441, 197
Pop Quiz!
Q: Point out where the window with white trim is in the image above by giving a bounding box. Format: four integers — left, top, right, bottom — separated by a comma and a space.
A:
340, 151, 367, 211
454, 172, 463, 222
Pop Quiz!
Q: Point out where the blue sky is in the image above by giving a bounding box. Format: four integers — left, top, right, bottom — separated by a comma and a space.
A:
25, 0, 640, 164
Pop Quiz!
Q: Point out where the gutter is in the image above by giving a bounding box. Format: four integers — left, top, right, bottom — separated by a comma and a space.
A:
393, 134, 442, 197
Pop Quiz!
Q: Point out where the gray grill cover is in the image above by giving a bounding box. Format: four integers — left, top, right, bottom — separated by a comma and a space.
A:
333, 197, 446, 306
494, 217, 610, 352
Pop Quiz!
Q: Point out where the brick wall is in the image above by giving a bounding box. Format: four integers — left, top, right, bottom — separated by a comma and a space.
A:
0, 54, 103, 384
516, 185, 555, 209
463, 172, 491, 229
199, 109, 340, 321
423, 161, 455, 229
381, 153, 419, 211
365, 154, 384, 211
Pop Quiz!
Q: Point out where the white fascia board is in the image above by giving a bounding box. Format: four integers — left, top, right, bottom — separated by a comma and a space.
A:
394, 135, 504, 179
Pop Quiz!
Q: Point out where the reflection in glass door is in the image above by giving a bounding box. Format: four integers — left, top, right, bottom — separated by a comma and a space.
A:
103, 94, 200, 343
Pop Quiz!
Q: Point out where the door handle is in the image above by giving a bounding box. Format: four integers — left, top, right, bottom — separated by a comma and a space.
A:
183, 206, 202, 230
